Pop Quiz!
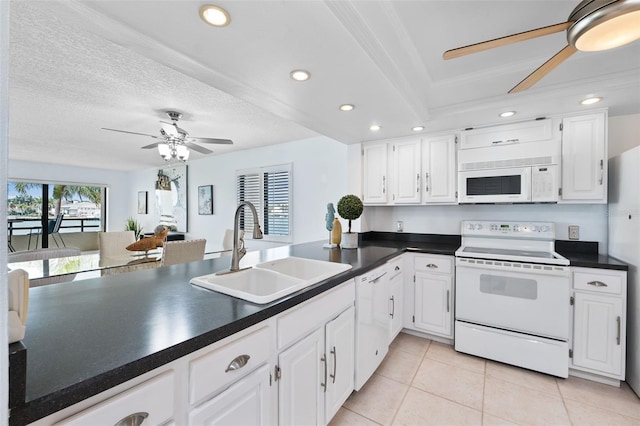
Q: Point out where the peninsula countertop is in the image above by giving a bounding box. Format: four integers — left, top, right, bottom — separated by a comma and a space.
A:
9, 233, 626, 424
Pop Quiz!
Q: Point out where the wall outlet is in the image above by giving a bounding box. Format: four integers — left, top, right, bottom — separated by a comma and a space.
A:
568, 225, 579, 240
397, 221, 404, 233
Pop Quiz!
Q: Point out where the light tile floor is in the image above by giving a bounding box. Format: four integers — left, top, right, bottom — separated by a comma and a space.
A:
331, 333, 640, 426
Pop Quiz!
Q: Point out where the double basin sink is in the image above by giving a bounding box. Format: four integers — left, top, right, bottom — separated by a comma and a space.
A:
190, 257, 353, 304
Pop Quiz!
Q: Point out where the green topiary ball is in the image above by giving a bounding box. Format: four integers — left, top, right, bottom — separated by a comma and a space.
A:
337, 194, 363, 233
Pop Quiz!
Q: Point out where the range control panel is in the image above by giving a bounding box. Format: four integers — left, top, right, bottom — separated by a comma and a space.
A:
461, 221, 556, 239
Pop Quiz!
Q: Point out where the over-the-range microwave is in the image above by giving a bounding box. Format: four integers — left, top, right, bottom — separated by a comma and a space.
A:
457, 128, 561, 204
458, 165, 559, 204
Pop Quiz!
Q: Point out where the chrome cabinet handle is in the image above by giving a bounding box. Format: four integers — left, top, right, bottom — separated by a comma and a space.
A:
491, 140, 503, 144
426, 263, 438, 269
599, 159, 604, 185
617, 316, 621, 345
370, 272, 387, 283
446, 290, 450, 313
382, 175, 386, 194
587, 280, 608, 287
425, 172, 430, 192
390, 295, 395, 318
506, 139, 519, 143
225, 354, 251, 372
394, 265, 400, 271
320, 355, 327, 392
330, 346, 337, 384
115, 412, 148, 426
416, 173, 420, 193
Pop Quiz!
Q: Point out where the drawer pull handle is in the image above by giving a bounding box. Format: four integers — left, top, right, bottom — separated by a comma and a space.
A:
114, 412, 148, 426
370, 272, 387, 283
225, 354, 251, 372
617, 316, 621, 345
395, 265, 400, 271
587, 280, 608, 287
321, 355, 327, 392
330, 346, 337, 384
426, 263, 438, 269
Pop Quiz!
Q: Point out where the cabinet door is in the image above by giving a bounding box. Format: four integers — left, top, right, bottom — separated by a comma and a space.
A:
422, 135, 457, 204
561, 113, 606, 202
278, 327, 324, 426
414, 272, 453, 337
392, 140, 421, 204
325, 306, 355, 423
188, 364, 271, 426
363, 143, 388, 204
573, 292, 624, 377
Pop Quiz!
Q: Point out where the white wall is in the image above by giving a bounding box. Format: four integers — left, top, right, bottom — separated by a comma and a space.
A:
7, 160, 131, 232
609, 114, 640, 158
128, 136, 348, 252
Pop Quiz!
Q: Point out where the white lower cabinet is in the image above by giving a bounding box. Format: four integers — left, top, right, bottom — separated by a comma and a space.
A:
408, 254, 454, 339
571, 267, 627, 381
278, 306, 354, 426
189, 364, 271, 426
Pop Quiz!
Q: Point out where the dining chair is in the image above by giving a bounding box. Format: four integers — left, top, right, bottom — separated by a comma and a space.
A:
8, 269, 29, 343
161, 239, 207, 266
28, 213, 65, 250
98, 231, 136, 259
8, 247, 81, 287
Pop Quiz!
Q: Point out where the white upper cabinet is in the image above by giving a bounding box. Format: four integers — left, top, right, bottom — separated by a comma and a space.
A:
422, 134, 457, 204
560, 112, 607, 203
363, 143, 388, 204
459, 119, 553, 150
391, 139, 422, 204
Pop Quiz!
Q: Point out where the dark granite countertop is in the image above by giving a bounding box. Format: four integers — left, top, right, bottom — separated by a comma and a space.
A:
556, 240, 629, 271
9, 234, 626, 424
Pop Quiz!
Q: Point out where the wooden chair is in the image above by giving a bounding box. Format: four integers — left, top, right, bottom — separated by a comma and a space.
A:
161, 239, 207, 266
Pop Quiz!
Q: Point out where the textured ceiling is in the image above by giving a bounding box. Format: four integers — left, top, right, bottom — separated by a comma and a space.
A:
8, 0, 640, 171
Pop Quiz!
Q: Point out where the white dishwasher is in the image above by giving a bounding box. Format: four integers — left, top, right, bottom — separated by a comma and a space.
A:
354, 264, 389, 390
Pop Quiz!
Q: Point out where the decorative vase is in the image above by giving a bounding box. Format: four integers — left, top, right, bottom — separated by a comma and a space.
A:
341, 232, 358, 249
330, 218, 342, 245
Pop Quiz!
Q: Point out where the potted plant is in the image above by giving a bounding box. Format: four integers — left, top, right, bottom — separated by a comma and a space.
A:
125, 217, 143, 240
337, 194, 363, 249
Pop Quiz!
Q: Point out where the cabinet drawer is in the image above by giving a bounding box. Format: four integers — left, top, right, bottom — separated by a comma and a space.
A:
414, 255, 453, 274
190, 326, 271, 406
277, 279, 355, 350
573, 269, 625, 295
387, 257, 403, 281
55, 371, 174, 425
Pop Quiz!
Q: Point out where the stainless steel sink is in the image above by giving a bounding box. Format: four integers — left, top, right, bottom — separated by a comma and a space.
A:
190, 257, 352, 304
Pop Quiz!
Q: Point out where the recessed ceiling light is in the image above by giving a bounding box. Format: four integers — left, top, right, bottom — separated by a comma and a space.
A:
370, 124, 381, 131
199, 5, 231, 27
499, 111, 516, 118
580, 96, 602, 105
412, 126, 425, 132
339, 104, 355, 112
290, 70, 311, 81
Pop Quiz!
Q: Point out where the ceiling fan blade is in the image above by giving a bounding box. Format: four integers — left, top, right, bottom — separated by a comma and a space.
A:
443, 21, 572, 60
189, 137, 234, 145
508, 44, 577, 93
159, 121, 180, 137
185, 142, 213, 154
102, 128, 159, 138
141, 142, 161, 149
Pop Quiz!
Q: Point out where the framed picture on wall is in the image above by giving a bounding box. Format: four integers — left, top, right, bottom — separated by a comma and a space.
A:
138, 191, 148, 214
198, 185, 213, 215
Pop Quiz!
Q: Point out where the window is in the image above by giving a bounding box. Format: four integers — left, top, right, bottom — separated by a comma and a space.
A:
236, 164, 292, 242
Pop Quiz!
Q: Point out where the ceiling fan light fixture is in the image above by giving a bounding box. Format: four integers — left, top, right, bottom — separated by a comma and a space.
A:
158, 143, 172, 161
176, 144, 190, 161
199, 4, 231, 27
568, 0, 640, 51
290, 70, 311, 81
580, 96, 603, 104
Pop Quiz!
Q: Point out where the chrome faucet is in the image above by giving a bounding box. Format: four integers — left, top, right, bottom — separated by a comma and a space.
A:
229, 201, 263, 273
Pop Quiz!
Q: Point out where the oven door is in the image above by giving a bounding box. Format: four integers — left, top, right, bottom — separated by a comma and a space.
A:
458, 167, 531, 203
455, 258, 569, 340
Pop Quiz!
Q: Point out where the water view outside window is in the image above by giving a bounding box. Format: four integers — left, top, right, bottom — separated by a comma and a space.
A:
7, 182, 105, 244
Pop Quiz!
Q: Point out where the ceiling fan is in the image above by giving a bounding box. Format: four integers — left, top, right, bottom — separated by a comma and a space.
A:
102, 111, 233, 161
443, 0, 640, 93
